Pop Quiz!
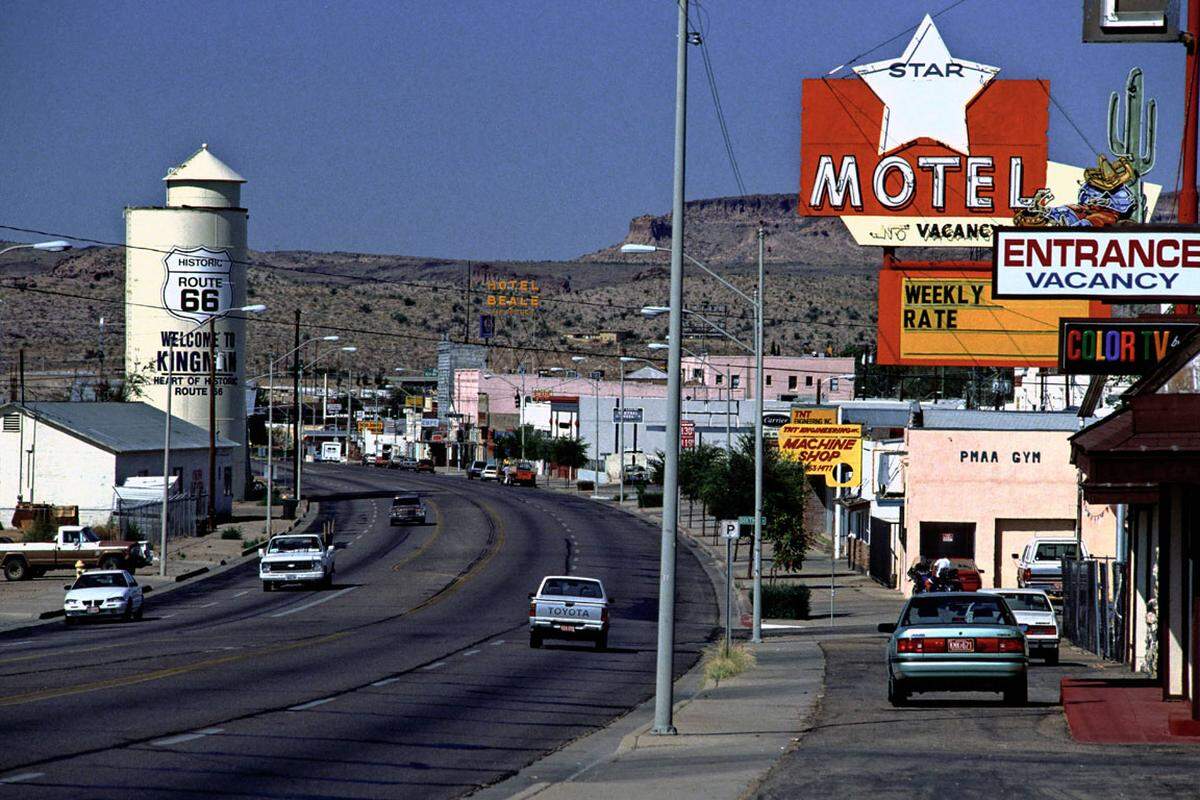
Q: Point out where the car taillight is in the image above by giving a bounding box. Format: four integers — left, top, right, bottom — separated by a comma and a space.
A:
975, 637, 999, 652
998, 638, 1023, 653
1027, 625, 1057, 636
529, 602, 536, 618
601, 608, 609, 623
897, 638, 946, 653
1022, 568, 1032, 583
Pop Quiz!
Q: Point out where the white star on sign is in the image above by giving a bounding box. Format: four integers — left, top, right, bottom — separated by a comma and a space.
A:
853, 14, 999, 155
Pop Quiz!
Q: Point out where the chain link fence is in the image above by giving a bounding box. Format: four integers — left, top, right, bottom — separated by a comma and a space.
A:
1062, 557, 1127, 662
111, 492, 204, 542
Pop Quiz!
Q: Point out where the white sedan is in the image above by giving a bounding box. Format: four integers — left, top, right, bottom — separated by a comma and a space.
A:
984, 588, 1060, 664
63, 570, 144, 624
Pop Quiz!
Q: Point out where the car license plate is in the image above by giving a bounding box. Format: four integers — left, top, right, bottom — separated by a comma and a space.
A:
87, 607, 98, 614
558, 625, 576, 633
948, 639, 974, 653
285, 574, 298, 581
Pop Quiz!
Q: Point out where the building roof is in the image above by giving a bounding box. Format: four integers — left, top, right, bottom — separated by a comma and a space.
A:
0, 402, 237, 454
840, 404, 911, 430
918, 407, 1091, 432
626, 365, 668, 380
163, 144, 246, 183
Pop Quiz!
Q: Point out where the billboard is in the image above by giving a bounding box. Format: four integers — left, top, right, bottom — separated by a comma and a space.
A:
680, 420, 696, 449
778, 423, 863, 487
1058, 318, 1198, 374
613, 407, 644, 423
790, 406, 838, 424
799, 15, 1049, 248
1083, 0, 1180, 43
878, 268, 1107, 367
993, 227, 1200, 300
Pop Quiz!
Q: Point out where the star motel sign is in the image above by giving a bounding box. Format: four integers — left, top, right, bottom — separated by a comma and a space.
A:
799, 15, 1050, 248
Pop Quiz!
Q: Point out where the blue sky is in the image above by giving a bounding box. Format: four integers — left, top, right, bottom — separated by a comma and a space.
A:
0, 1, 1184, 261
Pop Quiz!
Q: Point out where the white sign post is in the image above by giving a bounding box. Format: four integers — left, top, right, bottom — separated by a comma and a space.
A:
719, 519, 739, 652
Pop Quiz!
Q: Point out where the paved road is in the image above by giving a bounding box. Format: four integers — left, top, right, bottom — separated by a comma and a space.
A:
753, 596, 1200, 799
0, 465, 717, 798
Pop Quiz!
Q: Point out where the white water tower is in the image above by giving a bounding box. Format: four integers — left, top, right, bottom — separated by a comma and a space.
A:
124, 144, 250, 502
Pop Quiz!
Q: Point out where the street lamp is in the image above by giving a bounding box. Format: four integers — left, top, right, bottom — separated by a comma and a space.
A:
0, 240, 72, 256
630, 226, 767, 646
160, 303, 265, 577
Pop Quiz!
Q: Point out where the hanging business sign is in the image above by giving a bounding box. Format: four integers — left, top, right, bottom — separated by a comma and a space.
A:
680, 419, 696, 449
789, 406, 838, 424
993, 227, 1200, 300
778, 423, 863, 487
612, 407, 644, 423
798, 15, 1049, 248
878, 268, 1107, 367
1058, 318, 1198, 374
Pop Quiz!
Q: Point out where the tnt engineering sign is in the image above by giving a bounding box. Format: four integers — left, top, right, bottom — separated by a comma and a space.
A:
1059, 318, 1198, 374
778, 423, 863, 488
994, 227, 1200, 300
162, 247, 233, 324
799, 15, 1049, 248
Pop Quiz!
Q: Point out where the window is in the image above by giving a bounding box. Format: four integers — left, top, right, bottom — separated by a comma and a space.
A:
2, 413, 19, 433
765, 375, 772, 387
715, 373, 724, 386
788, 375, 797, 390
61, 530, 80, 545
805, 375, 814, 386
1035, 542, 1079, 561
731, 374, 741, 389
223, 466, 233, 497
692, 368, 703, 381
830, 378, 839, 392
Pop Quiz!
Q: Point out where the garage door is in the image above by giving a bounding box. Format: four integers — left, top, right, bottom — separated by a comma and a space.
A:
919, 522, 976, 560
993, 519, 1075, 588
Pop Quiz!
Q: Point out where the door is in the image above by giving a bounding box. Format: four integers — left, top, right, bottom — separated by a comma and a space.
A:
919, 522, 976, 561
994, 519, 1075, 588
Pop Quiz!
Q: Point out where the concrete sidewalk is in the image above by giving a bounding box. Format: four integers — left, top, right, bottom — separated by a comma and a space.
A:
471, 479, 903, 800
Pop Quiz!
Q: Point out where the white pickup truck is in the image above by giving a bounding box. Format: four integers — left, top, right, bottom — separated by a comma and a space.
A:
259, 533, 336, 591
1013, 537, 1088, 598
528, 575, 610, 650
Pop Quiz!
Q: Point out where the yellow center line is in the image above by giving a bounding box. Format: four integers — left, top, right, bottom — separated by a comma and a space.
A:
392, 500, 444, 571
0, 641, 128, 669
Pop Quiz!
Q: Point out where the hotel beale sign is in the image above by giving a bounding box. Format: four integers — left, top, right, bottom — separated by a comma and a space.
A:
799, 15, 1048, 248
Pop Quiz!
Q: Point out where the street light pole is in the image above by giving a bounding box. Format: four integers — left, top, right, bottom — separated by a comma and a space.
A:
266, 354, 274, 539
752, 225, 765, 643
653, 0, 688, 737
160, 340, 173, 576
207, 315, 217, 532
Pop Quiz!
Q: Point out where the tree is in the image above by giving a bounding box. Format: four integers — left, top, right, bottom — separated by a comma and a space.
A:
493, 424, 548, 462
549, 436, 589, 486
647, 450, 665, 486
679, 444, 724, 526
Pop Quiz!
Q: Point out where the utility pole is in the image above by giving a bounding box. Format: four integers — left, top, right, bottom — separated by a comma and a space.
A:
653, 0, 688, 737
293, 310, 301, 500
207, 315, 217, 532
752, 224, 765, 643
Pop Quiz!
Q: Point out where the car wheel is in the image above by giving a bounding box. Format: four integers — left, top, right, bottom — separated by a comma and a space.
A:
1003, 678, 1028, 706
122, 602, 134, 622
887, 676, 908, 707
64, 616, 76, 627
596, 632, 608, 650
3, 558, 28, 582
134, 603, 144, 621
529, 632, 543, 649
262, 582, 273, 592
1044, 649, 1059, 666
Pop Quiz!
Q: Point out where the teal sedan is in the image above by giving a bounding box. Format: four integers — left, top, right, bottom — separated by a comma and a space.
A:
878, 592, 1027, 707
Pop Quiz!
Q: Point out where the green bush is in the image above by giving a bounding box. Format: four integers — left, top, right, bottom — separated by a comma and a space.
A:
220, 527, 242, 541
758, 583, 811, 620
637, 490, 663, 509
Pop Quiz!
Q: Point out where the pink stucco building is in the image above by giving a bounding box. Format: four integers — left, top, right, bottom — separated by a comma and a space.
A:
680, 355, 855, 402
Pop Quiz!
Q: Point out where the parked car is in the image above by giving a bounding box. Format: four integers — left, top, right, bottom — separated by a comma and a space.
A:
481, 462, 500, 481
466, 460, 487, 480
945, 558, 984, 592
528, 575, 610, 649
416, 459, 436, 474
504, 460, 537, 487
320, 441, 343, 462
0, 525, 153, 582
392, 457, 418, 471
1014, 537, 1087, 598
390, 493, 428, 526
879, 592, 1027, 706
63, 569, 144, 624
623, 465, 649, 485
984, 588, 1060, 664
258, 534, 336, 591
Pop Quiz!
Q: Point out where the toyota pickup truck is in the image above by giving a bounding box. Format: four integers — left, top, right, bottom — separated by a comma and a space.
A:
259, 533, 336, 591
0, 526, 154, 581
1013, 537, 1088, 598
529, 575, 609, 649
389, 493, 427, 526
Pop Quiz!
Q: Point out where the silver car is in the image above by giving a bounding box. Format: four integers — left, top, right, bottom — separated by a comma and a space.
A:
879, 592, 1028, 706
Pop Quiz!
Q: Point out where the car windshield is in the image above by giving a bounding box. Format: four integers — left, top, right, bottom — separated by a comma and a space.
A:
541, 579, 603, 599
1036, 542, 1079, 560
72, 573, 127, 589
268, 537, 321, 553
994, 592, 1052, 612
472, 461, 486, 469
393, 496, 419, 506
901, 595, 1015, 627
80, 528, 101, 543
516, 461, 533, 470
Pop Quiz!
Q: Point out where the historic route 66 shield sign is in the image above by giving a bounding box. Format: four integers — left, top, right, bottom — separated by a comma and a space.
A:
161, 246, 233, 324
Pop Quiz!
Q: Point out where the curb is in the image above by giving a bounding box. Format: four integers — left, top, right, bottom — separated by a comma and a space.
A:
175, 566, 210, 582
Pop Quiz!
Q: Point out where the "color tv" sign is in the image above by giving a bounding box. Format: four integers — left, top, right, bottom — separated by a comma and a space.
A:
1058, 318, 1198, 374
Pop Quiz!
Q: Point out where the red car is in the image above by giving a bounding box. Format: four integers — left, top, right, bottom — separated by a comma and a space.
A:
948, 559, 984, 592
416, 459, 435, 474
504, 461, 537, 487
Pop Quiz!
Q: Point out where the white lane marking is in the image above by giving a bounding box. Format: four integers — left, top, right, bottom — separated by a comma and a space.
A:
288, 697, 335, 712
1, 640, 33, 648
195, 602, 219, 609
270, 586, 358, 618
489, 640, 506, 646
151, 728, 224, 747
232, 590, 250, 598
421, 661, 446, 670
371, 677, 400, 687
0, 772, 44, 784
462, 649, 481, 657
